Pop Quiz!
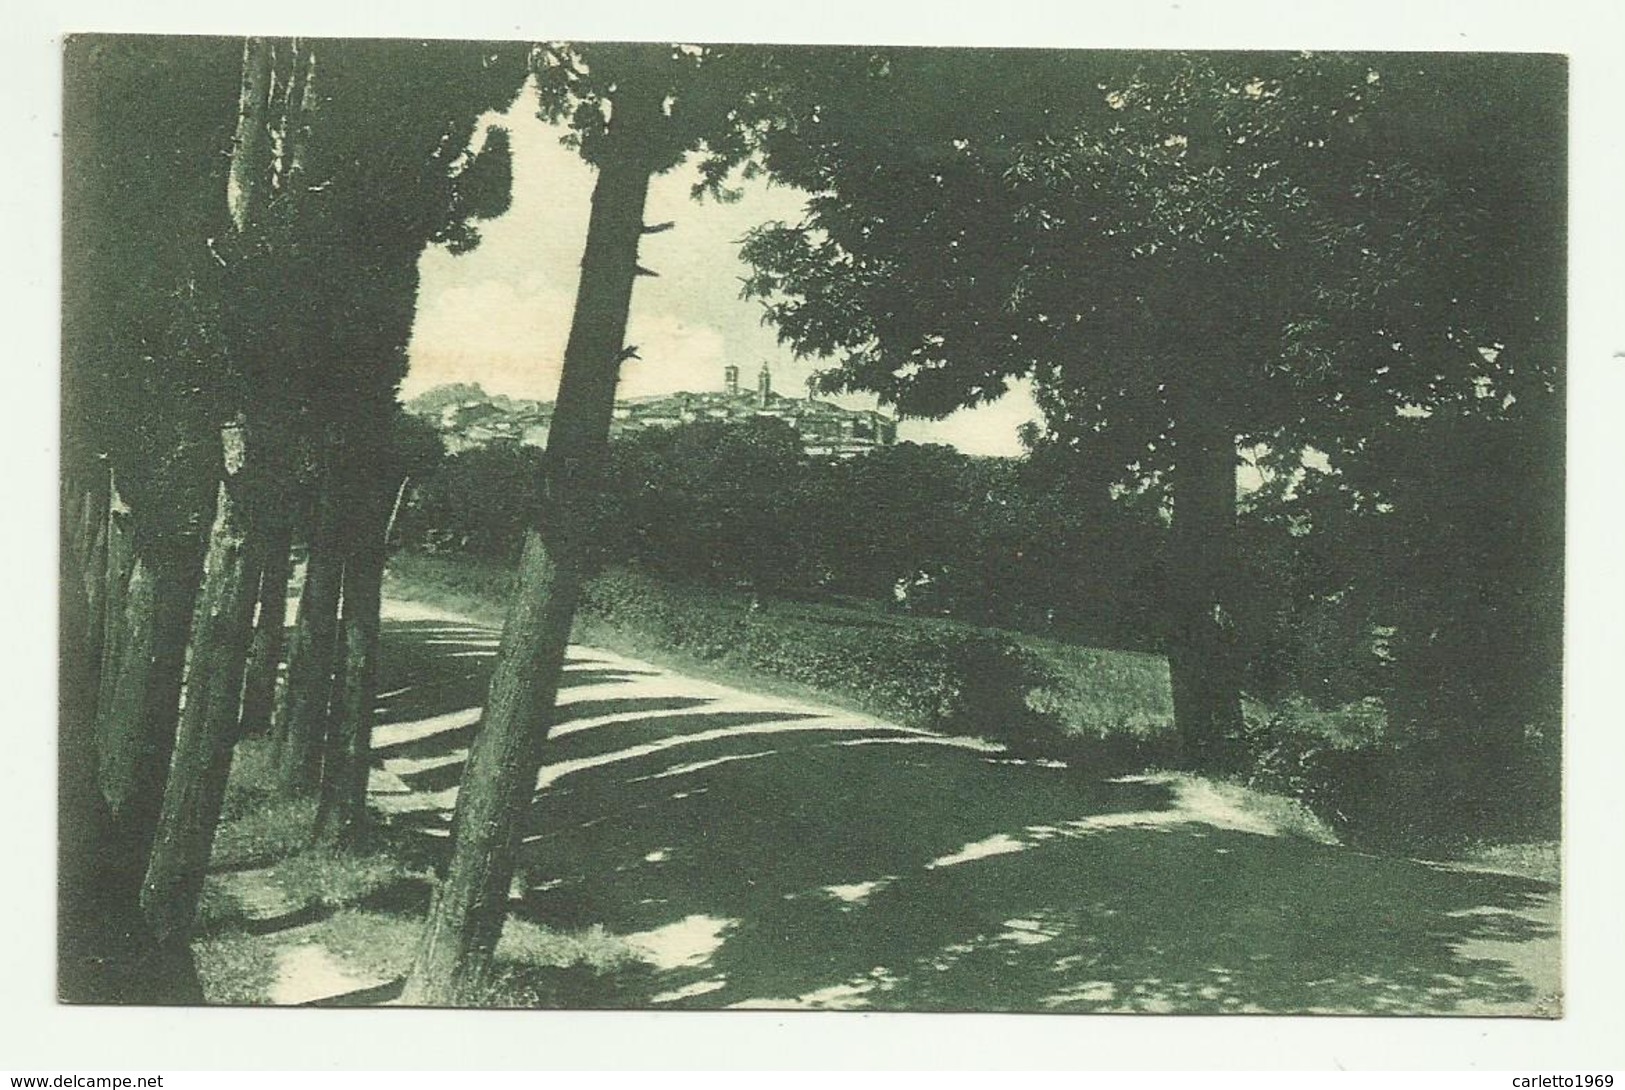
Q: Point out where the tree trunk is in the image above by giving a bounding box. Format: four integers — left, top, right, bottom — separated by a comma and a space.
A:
60, 480, 203, 1005
273, 458, 344, 795
61, 696, 204, 1004
312, 469, 393, 848
227, 37, 276, 228
401, 530, 585, 1005
91, 476, 136, 723
383, 474, 410, 549
1165, 408, 1244, 770
93, 477, 137, 766
76, 468, 113, 695
239, 506, 294, 736
140, 422, 267, 950
402, 73, 664, 1007
96, 544, 204, 873
69, 471, 108, 580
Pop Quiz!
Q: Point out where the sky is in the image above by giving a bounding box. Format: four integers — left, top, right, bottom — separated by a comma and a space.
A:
403, 85, 1042, 457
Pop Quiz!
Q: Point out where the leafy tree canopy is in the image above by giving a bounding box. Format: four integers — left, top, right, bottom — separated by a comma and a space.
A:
224, 38, 529, 434
734, 50, 1561, 490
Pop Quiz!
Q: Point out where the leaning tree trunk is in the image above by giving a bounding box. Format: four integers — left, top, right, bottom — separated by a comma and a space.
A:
312, 460, 394, 848
273, 452, 345, 795
239, 501, 295, 737
402, 74, 665, 1007
79, 450, 214, 945
140, 420, 268, 950
1165, 406, 1245, 771
137, 36, 292, 950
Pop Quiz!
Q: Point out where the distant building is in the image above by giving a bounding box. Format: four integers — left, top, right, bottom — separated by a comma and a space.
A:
407, 365, 898, 459
608, 364, 897, 458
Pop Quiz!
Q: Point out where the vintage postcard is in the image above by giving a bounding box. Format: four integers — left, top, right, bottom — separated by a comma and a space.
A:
57, 30, 1569, 1031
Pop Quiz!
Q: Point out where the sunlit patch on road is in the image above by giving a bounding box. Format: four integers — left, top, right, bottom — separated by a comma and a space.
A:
926, 832, 1030, 869
649, 976, 729, 1004
819, 878, 894, 906
373, 706, 483, 750
624, 913, 735, 970
628, 750, 779, 782
729, 966, 900, 1010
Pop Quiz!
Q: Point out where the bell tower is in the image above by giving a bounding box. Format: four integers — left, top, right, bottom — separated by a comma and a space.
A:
724, 364, 740, 396
757, 362, 772, 406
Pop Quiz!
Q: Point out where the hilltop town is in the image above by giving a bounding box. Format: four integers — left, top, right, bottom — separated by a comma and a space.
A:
405, 363, 899, 458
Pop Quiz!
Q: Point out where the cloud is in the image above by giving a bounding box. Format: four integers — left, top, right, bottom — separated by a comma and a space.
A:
406, 273, 732, 404
620, 311, 730, 396
404, 274, 574, 401
898, 379, 1041, 458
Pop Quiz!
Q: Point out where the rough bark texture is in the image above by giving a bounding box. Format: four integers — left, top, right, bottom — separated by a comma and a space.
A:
310, 575, 382, 846
140, 443, 266, 950
135, 36, 288, 951
401, 530, 584, 1005
227, 37, 276, 228
312, 473, 392, 847
80, 471, 115, 700
92, 479, 136, 727
61, 468, 202, 1003
402, 75, 664, 1007
72, 475, 109, 595
274, 461, 344, 795
239, 507, 294, 737
96, 546, 203, 871
60, 512, 203, 1004
97, 555, 159, 808
1165, 409, 1245, 770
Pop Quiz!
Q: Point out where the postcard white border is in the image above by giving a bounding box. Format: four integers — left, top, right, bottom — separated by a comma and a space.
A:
6, 0, 1622, 1072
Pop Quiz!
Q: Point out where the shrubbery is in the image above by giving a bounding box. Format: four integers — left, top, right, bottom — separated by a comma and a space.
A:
1233, 697, 1560, 854
388, 551, 1178, 765
390, 551, 1560, 856
580, 568, 1060, 745
589, 564, 1564, 853
399, 428, 1170, 648
578, 568, 1565, 851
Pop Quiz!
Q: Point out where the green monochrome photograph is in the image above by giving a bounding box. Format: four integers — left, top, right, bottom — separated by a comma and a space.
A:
58, 35, 1566, 1015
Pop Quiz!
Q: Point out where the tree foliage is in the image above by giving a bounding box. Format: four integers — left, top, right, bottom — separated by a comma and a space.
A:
225, 39, 527, 439
409, 424, 1168, 647
62, 36, 242, 553
738, 52, 1468, 461
730, 48, 1563, 772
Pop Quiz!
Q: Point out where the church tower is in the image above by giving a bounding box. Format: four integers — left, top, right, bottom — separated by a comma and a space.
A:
724, 364, 740, 396
758, 362, 772, 407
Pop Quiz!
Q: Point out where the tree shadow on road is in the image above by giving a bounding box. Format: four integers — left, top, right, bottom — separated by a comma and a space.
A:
373, 617, 1560, 1015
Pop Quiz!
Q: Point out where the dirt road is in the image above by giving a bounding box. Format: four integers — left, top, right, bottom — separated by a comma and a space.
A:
360, 597, 1560, 1014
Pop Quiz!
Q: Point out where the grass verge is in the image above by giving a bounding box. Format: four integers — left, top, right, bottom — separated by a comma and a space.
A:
387, 551, 1178, 762
193, 734, 675, 1006
383, 550, 1560, 867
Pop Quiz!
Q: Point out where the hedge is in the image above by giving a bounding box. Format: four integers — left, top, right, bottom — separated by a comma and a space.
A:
579, 568, 1059, 746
